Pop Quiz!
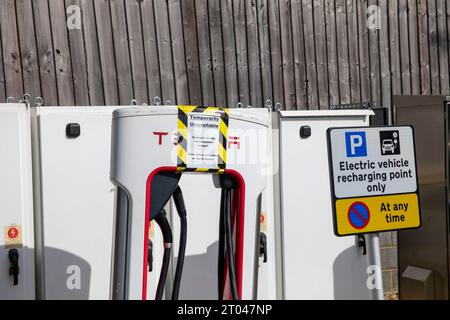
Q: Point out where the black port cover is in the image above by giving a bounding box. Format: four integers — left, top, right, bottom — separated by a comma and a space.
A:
66, 123, 81, 138
300, 125, 311, 138
150, 172, 181, 220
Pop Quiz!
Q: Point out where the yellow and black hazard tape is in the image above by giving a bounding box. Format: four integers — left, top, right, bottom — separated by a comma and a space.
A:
177, 105, 229, 173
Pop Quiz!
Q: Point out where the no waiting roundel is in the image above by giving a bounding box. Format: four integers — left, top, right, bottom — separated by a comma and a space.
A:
347, 202, 370, 229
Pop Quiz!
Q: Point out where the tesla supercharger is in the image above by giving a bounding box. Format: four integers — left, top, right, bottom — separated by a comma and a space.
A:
272, 109, 384, 300
110, 105, 271, 300
168, 116, 277, 300
0, 103, 35, 299
31, 106, 123, 299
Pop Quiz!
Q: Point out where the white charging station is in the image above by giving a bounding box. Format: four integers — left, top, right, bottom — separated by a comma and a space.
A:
0, 103, 385, 301
272, 110, 383, 300
110, 106, 272, 300
31, 106, 122, 299
167, 109, 277, 300
0, 103, 35, 299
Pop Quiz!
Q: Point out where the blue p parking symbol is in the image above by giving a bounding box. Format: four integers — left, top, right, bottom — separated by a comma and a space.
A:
345, 132, 367, 157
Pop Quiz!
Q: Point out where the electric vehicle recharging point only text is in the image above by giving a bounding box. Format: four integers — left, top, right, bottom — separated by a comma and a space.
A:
110, 106, 271, 300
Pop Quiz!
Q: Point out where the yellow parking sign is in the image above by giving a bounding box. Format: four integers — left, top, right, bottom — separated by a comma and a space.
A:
335, 193, 421, 236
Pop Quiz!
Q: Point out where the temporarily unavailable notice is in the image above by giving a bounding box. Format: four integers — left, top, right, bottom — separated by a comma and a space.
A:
327, 126, 421, 236
186, 112, 221, 169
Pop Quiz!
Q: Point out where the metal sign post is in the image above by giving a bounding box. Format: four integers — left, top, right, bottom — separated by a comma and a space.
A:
367, 233, 383, 300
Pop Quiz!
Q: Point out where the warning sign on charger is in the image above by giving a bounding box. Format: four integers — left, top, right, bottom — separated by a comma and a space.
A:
177, 106, 229, 172
327, 126, 421, 236
186, 113, 221, 168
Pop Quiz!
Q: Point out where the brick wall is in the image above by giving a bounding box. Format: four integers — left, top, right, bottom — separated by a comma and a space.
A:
380, 231, 398, 297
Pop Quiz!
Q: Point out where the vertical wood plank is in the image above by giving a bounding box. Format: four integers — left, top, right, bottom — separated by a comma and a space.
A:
358, 0, 371, 102
110, 0, 134, 105
301, 0, 317, 109
0, 0, 24, 100
368, 0, 381, 106
257, 0, 273, 104
268, 0, 284, 107
447, 0, 450, 94
427, 0, 440, 94
279, 0, 296, 110
181, 0, 202, 105
379, 0, 390, 108
0, 27, 6, 102
347, 0, 361, 103
437, 0, 449, 94
209, 0, 227, 107
65, 0, 89, 106
314, 0, 329, 109
399, 0, 411, 94
417, 0, 430, 94
220, 0, 239, 107
408, 0, 420, 94
168, 0, 189, 104
325, 0, 340, 105
233, 0, 250, 106
196, 0, 215, 105
336, 0, 350, 104
49, 0, 75, 105
140, 0, 162, 103
93, 0, 118, 105
154, 0, 176, 104
125, 0, 149, 104
16, 0, 41, 98
32, 0, 58, 105
80, 0, 105, 105
291, 0, 307, 109
388, 0, 401, 100
246, 0, 263, 108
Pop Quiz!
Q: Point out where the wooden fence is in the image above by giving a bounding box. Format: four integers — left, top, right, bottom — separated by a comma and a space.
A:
1, 0, 450, 110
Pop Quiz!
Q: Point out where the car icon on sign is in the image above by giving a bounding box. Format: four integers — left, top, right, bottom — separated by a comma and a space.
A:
382, 139, 395, 153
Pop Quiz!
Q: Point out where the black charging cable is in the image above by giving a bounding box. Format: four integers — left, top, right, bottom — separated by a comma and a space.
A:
154, 209, 172, 300
224, 188, 239, 300
172, 186, 187, 300
217, 189, 226, 300
216, 175, 239, 300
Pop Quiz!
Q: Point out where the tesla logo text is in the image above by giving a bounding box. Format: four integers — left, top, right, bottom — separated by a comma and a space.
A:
153, 132, 168, 145
228, 136, 241, 149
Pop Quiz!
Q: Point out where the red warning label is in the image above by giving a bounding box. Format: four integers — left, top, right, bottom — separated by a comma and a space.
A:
4, 225, 23, 247
7, 227, 20, 239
